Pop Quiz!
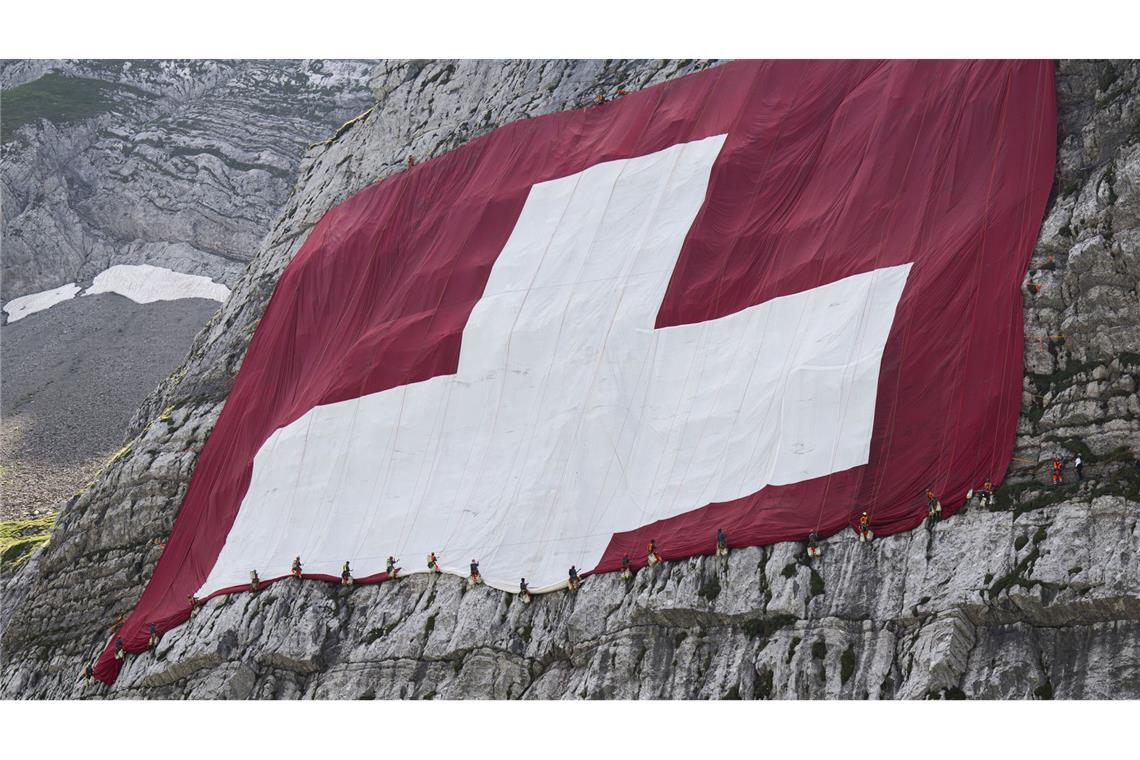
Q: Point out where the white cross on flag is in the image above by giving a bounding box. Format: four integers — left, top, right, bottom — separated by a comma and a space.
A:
97, 60, 1055, 683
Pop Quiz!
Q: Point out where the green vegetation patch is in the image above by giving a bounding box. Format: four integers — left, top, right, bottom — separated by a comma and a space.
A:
2, 73, 146, 142
0, 513, 56, 573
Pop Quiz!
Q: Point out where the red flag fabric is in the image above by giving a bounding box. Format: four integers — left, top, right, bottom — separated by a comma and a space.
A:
95, 60, 1055, 684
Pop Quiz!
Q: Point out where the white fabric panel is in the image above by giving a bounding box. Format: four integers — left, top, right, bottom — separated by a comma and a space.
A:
198, 134, 912, 596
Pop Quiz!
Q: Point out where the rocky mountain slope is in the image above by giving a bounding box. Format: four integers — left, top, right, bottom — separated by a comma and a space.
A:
0, 60, 376, 520
1, 59, 376, 303
1, 59, 1137, 699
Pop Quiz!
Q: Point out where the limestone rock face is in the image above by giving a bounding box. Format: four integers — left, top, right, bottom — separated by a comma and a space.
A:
1, 59, 376, 304
2, 59, 1137, 700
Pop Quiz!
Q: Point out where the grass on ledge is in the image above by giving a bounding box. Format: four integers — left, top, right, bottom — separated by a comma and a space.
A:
0, 513, 57, 573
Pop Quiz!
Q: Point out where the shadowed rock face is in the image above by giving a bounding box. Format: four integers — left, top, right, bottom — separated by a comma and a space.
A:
1, 60, 1137, 700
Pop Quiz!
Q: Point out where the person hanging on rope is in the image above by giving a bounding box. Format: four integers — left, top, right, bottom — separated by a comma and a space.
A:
386, 556, 399, 579
427, 552, 440, 572
927, 489, 942, 520
593, 94, 606, 106
82, 663, 95, 684
341, 561, 353, 586
519, 578, 531, 604
647, 539, 662, 566
148, 623, 160, 649
807, 531, 821, 559
716, 528, 729, 558
1074, 455, 1084, 481
114, 637, 125, 661
249, 569, 260, 592
857, 511, 874, 544
469, 559, 481, 585
568, 565, 580, 591
187, 594, 200, 615
291, 556, 303, 578
978, 480, 995, 510
1051, 456, 1064, 486
621, 554, 633, 580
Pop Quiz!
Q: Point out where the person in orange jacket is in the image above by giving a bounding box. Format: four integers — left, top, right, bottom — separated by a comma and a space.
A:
926, 489, 942, 527
857, 512, 874, 543
647, 539, 662, 566
978, 480, 995, 510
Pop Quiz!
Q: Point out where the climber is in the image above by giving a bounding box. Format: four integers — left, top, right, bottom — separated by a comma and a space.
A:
568, 565, 580, 591
427, 552, 439, 572
110, 613, 125, 634
469, 559, 481, 585
621, 554, 633, 580
520, 578, 531, 603
593, 94, 606, 106
807, 531, 821, 559
926, 489, 942, 520
647, 539, 662, 566
249, 569, 260, 592
187, 594, 200, 612
716, 528, 729, 557
148, 623, 160, 649
341, 561, 353, 586
1051, 456, 1064, 486
291, 556, 303, 578
978, 480, 995, 510
857, 511, 874, 543
407, 155, 416, 168
616, 87, 628, 97
82, 663, 95, 684
386, 556, 399, 579
114, 638, 125, 661
1075, 455, 1084, 481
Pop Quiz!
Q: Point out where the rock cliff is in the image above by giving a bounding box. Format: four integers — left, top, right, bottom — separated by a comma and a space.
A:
1, 59, 1137, 699
1, 59, 375, 304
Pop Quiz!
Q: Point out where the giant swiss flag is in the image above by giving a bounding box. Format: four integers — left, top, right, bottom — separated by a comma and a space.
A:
96, 60, 1055, 683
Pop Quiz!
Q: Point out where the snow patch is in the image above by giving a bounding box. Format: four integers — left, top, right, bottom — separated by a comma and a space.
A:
3, 283, 82, 323
84, 265, 230, 304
